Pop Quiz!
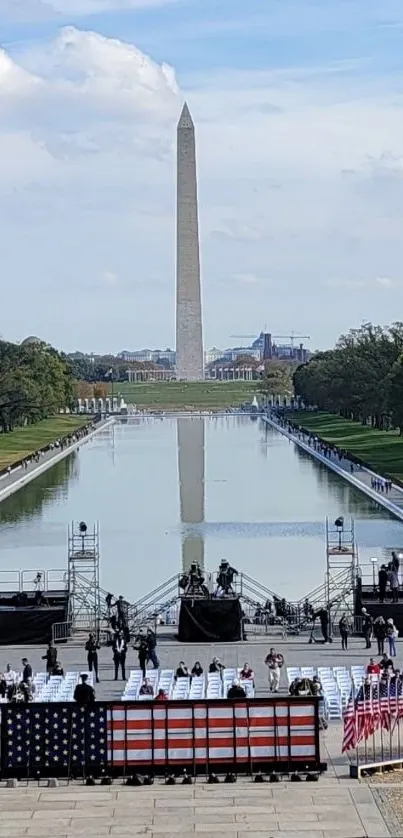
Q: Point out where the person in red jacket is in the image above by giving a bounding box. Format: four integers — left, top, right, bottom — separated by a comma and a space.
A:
156, 688, 168, 701
366, 658, 381, 675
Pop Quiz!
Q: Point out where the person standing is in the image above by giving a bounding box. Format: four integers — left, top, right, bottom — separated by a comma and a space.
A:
42, 641, 57, 676
378, 565, 388, 603
373, 615, 387, 655
146, 628, 160, 669
74, 673, 95, 707
362, 609, 373, 649
4, 663, 17, 700
338, 614, 350, 650
387, 618, 398, 657
134, 631, 149, 678
112, 631, 127, 681
21, 658, 32, 683
265, 648, 284, 693
85, 633, 100, 683
389, 567, 399, 603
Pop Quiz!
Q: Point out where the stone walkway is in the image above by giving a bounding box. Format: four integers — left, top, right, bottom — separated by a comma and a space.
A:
264, 415, 403, 521
0, 779, 391, 837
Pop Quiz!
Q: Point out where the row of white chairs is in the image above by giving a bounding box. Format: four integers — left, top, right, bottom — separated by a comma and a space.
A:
286, 666, 356, 720
34, 671, 95, 702
121, 668, 256, 701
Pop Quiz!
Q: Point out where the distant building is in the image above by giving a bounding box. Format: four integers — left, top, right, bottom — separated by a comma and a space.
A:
21, 335, 42, 346
204, 347, 225, 364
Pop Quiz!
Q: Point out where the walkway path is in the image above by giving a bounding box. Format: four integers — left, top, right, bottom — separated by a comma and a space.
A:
263, 413, 403, 522
0, 418, 114, 505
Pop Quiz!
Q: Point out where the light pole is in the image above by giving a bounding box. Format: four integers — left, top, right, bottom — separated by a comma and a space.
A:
370, 556, 378, 593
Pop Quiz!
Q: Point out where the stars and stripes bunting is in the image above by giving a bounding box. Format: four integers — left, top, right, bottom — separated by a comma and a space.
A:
2, 698, 320, 776
2, 704, 108, 776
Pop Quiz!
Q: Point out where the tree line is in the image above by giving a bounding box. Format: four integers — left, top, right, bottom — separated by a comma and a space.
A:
293, 322, 403, 432
0, 340, 75, 432
68, 355, 164, 383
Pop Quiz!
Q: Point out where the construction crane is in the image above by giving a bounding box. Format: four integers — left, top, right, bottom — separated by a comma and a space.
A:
272, 334, 310, 349
230, 332, 310, 348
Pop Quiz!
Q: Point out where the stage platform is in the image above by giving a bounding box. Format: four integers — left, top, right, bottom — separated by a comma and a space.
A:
355, 585, 403, 633
0, 586, 68, 645
178, 596, 243, 642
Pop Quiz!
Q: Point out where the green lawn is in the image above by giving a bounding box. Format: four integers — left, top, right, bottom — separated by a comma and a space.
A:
289, 411, 403, 483
0, 416, 89, 470
111, 380, 258, 410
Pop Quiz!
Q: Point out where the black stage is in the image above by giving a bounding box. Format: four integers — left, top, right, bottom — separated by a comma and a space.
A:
355, 584, 403, 633
178, 597, 243, 642
0, 589, 68, 644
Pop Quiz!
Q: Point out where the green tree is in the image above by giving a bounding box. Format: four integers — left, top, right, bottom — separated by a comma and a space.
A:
0, 340, 75, 432
259, 360, 294, 396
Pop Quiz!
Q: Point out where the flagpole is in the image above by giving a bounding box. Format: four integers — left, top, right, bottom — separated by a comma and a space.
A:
363, 681, 368, 765
371, 681, 375, 764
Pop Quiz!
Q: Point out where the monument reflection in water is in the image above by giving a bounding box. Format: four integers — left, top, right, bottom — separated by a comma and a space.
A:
177, 416, 205, 572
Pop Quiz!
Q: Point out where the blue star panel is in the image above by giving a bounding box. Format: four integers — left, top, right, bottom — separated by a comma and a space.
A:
2, 704, 108, 777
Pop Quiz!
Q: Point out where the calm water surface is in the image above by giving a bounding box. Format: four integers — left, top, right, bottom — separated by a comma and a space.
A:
0, 416, 402, 600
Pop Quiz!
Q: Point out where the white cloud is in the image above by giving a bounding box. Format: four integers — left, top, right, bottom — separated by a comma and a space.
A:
1, 27, 403, 351
324, 277, 401, 290
375, 276, 398, 287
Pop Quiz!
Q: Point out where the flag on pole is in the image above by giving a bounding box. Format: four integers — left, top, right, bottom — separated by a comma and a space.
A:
342, 688, 357, 752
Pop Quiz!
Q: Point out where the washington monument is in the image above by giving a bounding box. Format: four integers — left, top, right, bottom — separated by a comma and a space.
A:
175, 103, 204, 381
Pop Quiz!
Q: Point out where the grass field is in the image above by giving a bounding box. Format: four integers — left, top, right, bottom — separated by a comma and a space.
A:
289, 411, 403, 482
111, 380, 258, 410
0, 416, 89, 470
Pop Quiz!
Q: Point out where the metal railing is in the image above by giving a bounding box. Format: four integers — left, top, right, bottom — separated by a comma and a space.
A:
0, 569, 67, 594
52, 621, 73, 643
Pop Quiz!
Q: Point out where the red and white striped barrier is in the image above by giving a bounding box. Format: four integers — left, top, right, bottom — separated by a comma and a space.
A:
107, 698, 321, 772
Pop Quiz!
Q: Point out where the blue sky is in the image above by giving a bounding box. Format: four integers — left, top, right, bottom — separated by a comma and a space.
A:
1, 0, 403, 353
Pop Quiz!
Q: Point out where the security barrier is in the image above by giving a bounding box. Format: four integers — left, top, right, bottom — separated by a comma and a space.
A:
1, 696, 324, 778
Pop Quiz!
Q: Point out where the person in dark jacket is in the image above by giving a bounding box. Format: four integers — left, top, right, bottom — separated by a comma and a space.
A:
175, 661, 189, 679
21, 658, 32, 683
134, 631, 149, 678
74, 673, 95, 707
338, 614, 350, 651
191, 661, 203, 678
85, 633, 100, 683
362, 609, 373, 649
209, 657, 225, 673
42, 642, 58, 676
146, 628, 160, 669
227, 679, 246, 699
378, 565, 388, 603
373, 616, 387, 655
112, 632, 127, 681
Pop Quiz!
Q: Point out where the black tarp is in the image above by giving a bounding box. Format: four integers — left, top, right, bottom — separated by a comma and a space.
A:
178, 598, 243, 642
0, 607, 66, 644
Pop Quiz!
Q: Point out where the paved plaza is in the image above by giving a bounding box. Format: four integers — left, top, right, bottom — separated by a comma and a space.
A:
0, 777, 392, 837
0, 634, 399, 837
0, 633, 394, 702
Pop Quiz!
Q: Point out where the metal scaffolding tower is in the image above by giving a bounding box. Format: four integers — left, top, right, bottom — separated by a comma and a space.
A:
67, 521, 100, 637
325, 516, 358, 627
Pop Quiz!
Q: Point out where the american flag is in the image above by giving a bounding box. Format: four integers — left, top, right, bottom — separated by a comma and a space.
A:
342, 678, 403, 752
2, 704, 108, 777
342, 689, 357, 752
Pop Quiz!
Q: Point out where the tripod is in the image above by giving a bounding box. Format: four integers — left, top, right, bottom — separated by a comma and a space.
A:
33, 574, 50, 608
